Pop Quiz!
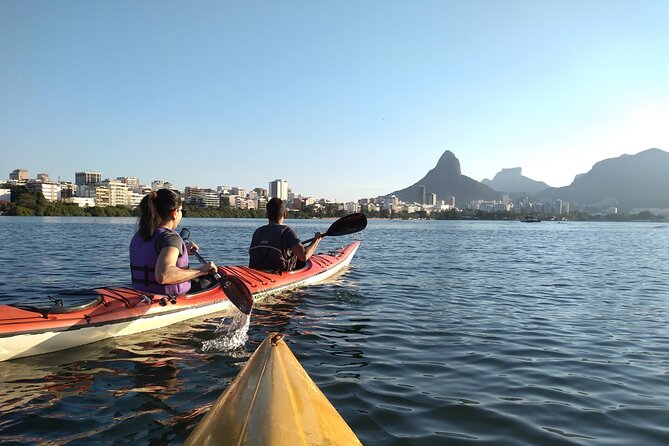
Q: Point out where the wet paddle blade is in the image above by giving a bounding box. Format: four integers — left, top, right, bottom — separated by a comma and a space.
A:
220, 275, 253, 316
302, 213, 368, 245
325, 213, 367, 237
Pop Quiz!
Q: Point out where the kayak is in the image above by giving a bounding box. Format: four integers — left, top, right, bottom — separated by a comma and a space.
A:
185, 332, 362, 446
0, 241, 360, 362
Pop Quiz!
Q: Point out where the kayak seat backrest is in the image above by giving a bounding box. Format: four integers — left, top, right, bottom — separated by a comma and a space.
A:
188, 274, 219, 294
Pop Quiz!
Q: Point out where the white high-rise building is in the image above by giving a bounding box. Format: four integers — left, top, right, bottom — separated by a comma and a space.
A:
151, 180, 173, 190
269, 179, 288, 200
27, 181, 60, 202
0, 188, 10, 204
99, 180, 130, 207
117, 176, 140, 190
129, 191, 145, 208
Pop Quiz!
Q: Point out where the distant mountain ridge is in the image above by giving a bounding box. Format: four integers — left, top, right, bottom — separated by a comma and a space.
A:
389, 150, 500, 205
482, 167, 549, 195
537, 148, 669, 212
386, 148, 669, 213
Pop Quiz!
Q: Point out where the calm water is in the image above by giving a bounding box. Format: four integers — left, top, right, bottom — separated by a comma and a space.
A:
1, 217, 668, 445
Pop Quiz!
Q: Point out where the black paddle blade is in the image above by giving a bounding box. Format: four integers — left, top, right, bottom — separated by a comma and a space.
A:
325, 213, 368, 237
220, 275, 253, 315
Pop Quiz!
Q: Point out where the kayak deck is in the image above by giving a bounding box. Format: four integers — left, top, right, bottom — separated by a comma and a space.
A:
186, 333, 362, 446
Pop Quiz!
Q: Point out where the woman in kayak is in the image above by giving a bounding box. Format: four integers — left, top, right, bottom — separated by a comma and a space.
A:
249, 197, 323, 272
130, 189, 216, 294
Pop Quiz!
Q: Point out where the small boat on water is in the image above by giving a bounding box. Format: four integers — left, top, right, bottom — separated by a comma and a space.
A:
0, 241, 361, 362
185, 332, 362, 446
521, 215, 542, 223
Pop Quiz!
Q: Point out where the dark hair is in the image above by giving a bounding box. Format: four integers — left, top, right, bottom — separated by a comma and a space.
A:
137, 189, 181, 239
266, 197, 285, 222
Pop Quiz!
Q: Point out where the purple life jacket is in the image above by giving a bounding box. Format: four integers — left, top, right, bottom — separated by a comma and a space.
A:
129, 228, 191, 295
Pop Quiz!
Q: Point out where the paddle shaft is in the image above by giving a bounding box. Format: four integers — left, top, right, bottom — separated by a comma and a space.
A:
189, 244, 222, 280
301, 234, 324, 245
179, 227, 253, 315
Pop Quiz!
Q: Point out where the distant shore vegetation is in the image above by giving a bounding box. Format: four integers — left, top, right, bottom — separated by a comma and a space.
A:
1, 184, 665, 222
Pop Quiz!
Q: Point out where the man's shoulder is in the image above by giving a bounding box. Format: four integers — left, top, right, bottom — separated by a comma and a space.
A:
253, 223, 275, 235
280, 225, 300, 245
253, 223, 298, 240
257, 223, 291, 232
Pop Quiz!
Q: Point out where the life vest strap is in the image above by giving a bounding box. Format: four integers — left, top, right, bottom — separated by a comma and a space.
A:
130, 264, 155, 286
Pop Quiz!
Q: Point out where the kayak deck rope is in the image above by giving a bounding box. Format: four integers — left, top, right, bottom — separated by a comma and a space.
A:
310, 256, 334, 268
219, 266, 278, 289
99, 287, 145, 309
235, 266, 277, 286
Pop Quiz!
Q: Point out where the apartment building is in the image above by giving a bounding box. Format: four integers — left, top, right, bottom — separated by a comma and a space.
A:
75, 171, 101, 186
151, 180, 173, 190
0, 188, 11, 204
104, 180, 131, 207
269, 179, 288, 200
117, 176, 140, 190
9, 169, 28, 182
26, 181, 61, 202
63, 197, 96, 207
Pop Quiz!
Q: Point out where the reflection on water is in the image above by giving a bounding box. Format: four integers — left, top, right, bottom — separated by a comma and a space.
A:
2, 218, 669, 445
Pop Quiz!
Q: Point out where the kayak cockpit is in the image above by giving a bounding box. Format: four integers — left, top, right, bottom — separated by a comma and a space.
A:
10, 289, 105, 317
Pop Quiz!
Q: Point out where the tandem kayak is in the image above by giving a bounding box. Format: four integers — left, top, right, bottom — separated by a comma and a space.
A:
0, 241, 360, 362
185, 332, 362, 446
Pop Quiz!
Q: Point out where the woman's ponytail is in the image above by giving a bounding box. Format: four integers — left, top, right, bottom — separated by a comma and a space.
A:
137, 189, 181, 239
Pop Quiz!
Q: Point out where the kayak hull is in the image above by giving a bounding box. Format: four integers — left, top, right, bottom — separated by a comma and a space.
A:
185, 333, 362, 446
0, 242, 360, 361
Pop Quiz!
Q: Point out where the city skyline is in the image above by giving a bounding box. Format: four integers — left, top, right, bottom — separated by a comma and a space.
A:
6, 167, 332, 202
2, 2, 669, 202
3, 165, 565, 217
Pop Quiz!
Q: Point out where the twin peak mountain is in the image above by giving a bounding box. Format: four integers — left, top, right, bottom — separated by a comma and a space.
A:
389, 148, 669, 212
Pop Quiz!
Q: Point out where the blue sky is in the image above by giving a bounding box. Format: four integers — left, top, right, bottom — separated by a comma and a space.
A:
1, 1, 668, 202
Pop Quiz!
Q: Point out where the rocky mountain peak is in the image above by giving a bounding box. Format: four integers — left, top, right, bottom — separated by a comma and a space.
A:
493, 167, 523, 179
434, 150, 462, 176
388, 149, 499, 204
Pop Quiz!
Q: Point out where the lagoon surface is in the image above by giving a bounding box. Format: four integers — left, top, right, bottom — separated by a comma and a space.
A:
1, 217, 669, 445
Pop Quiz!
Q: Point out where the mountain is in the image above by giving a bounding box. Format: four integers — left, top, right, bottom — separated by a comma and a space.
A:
389, 150, 500, 204
538, 148, 669, 212
482, 167, 550, 195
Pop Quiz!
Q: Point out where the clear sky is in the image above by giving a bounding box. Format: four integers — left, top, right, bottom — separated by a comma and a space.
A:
1, 1, 668, 202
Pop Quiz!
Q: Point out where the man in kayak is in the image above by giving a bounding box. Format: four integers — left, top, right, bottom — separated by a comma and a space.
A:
130, 189, 216, 294
249, 197, 323, 272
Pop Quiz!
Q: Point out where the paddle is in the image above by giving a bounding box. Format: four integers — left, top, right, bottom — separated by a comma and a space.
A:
179, 228, 253, 315
301, 212, 368, 244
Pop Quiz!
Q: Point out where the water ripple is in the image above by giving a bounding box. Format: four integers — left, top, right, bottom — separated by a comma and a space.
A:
2, 218, 669, 445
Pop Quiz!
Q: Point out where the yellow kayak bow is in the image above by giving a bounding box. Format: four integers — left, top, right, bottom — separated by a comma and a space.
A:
186, 333, 362, 446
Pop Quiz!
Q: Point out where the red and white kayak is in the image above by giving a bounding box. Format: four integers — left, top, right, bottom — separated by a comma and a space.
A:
0, 241, 360, 362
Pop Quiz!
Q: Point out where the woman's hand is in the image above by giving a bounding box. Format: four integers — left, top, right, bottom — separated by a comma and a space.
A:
186, 241, 200, 255
156, 247, 217, 284
197, 261, 216, 275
